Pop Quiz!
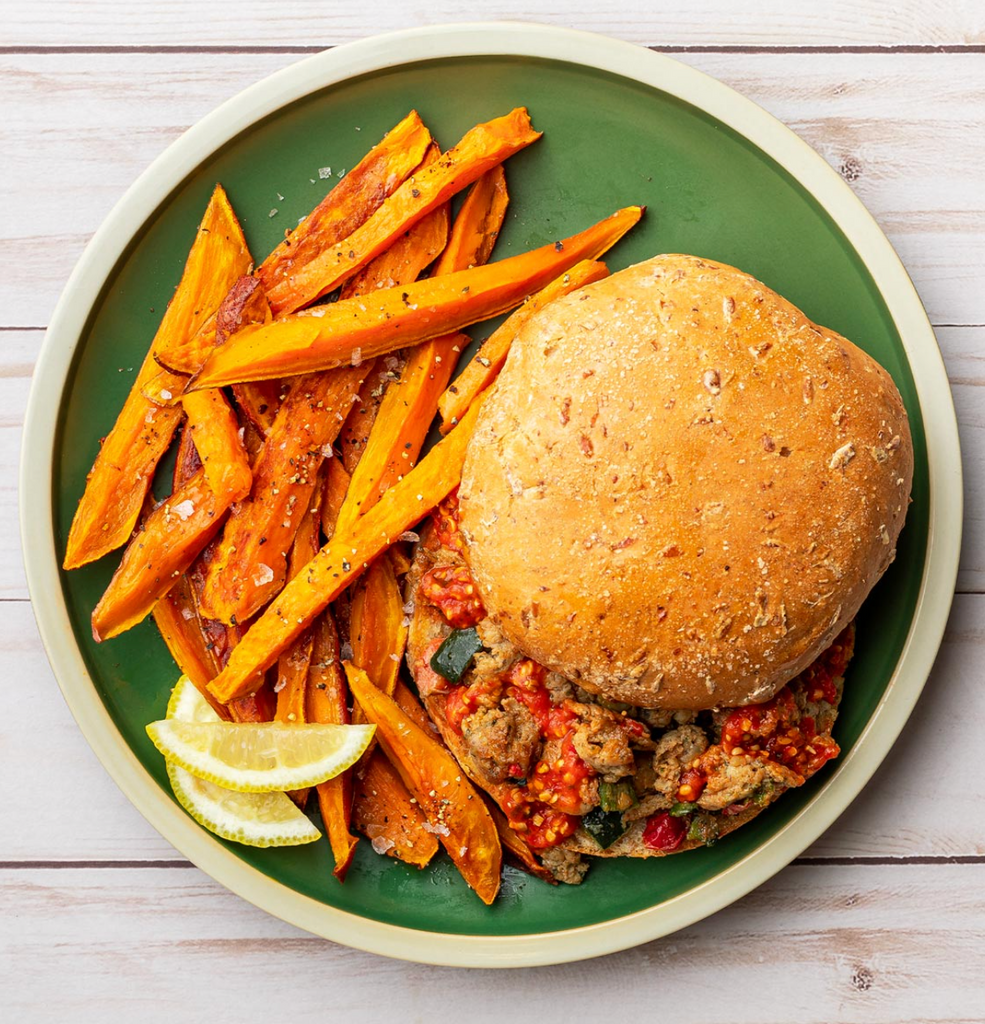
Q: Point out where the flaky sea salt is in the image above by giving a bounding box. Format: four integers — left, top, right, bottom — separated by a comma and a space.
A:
172, 500, 195, 521
318, 166, 332, 179
252, 563, 275, 587
371, 836, 395, 855
422, 822, 451, 837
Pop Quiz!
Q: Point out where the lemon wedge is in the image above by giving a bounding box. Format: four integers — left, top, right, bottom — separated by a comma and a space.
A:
148, 684, 374, 792
161, 676, 323, 847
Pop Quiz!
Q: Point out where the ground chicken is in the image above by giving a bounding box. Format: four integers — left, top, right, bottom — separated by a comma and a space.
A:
461, 697, 540, 783
469, 617, 518, 682
641, 707, 698, 730
568, 701, 639, 782
694, 747, 803, 811
652, 724, 710, 798
538, 847, 589, 885
545, 670, 574, 704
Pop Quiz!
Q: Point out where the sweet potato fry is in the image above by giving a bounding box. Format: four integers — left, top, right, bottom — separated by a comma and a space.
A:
273, 470, 324, 726
64, 184, 250, 569
350, 554, 407, 701
353, 749, 438, 868
439, 259, 611, 431
191, 206, 643, 389
336, 368, 389, 474
188, 544, 271, 722
392, 678, 436, 732
336, 338, 469, 531
152, 574, 268, 724
231, 378, 284, 437
140, 367, 188, 407
152, 433, 264, 721
199, 173, 451, 626
336, 143, 449, 297
345, 663, 501, 904
434, 164, 509, 273
207, 392, 488, 704
197, 365, 367, 625
217, 277, 282, 432
265, 109, 540, 314
258, 111, 433, 313
335, 166, 509, 534
92, 469, 230, 641
321, 456, 351, 540
95, 392, 254, 643
305, 613, 359, 880
153, 575, 230, 717
274, 633, 313, 724
181, 389, 252, 504
274, 625, 314, 810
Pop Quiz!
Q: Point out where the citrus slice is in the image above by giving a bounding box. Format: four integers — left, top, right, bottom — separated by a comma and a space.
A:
162, 676, 321, 847
167, 673, 222, 723
148, 692, 375, 793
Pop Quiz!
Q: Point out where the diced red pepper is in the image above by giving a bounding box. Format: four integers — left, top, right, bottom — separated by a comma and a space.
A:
643, 811, 687, 851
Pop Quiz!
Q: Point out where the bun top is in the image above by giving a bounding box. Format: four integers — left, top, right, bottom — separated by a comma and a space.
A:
458, 254, 913, 709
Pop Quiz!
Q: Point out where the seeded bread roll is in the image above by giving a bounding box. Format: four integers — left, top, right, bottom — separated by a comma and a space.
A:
458, 254, 912, 709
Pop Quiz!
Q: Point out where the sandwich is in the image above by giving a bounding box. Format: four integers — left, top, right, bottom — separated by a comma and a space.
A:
406, 254, 913, 883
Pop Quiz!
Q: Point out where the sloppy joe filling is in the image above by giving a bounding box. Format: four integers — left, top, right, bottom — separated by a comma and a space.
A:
415, 492, 853, 862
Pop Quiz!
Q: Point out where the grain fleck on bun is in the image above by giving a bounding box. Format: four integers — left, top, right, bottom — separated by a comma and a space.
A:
458, 254, 913, 709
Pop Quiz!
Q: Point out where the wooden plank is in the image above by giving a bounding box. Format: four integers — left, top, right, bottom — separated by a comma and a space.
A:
1, 51, 982, 330
3, 595, 983, 862
944, 327, 985, 594
0, 600, 180, 860
6, 0, 985, 48
0, 862, 982, 1018
1, 329, 39, 599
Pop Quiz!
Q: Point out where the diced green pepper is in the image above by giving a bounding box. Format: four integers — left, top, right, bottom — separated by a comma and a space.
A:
581, 807, 627, 850
429, 627, 483, 683
599, 780, 638, 813
686, 814, 720, 847
597, 698, 634, 713
669, 801, 698, 817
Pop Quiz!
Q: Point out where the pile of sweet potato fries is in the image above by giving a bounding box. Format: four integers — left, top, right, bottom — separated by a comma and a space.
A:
64, 107, 642, 902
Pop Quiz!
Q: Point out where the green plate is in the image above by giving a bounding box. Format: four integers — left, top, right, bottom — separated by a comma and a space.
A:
22, 24, 961, 966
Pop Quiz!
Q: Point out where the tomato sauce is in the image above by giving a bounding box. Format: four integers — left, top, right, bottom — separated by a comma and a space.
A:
442, 655, 596, 848
431, 489, 465, 553
444, 673, 504, 732
420, 563, 486, 628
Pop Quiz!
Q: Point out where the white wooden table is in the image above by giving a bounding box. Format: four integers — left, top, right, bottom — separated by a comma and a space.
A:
3, 2, 983, 1018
